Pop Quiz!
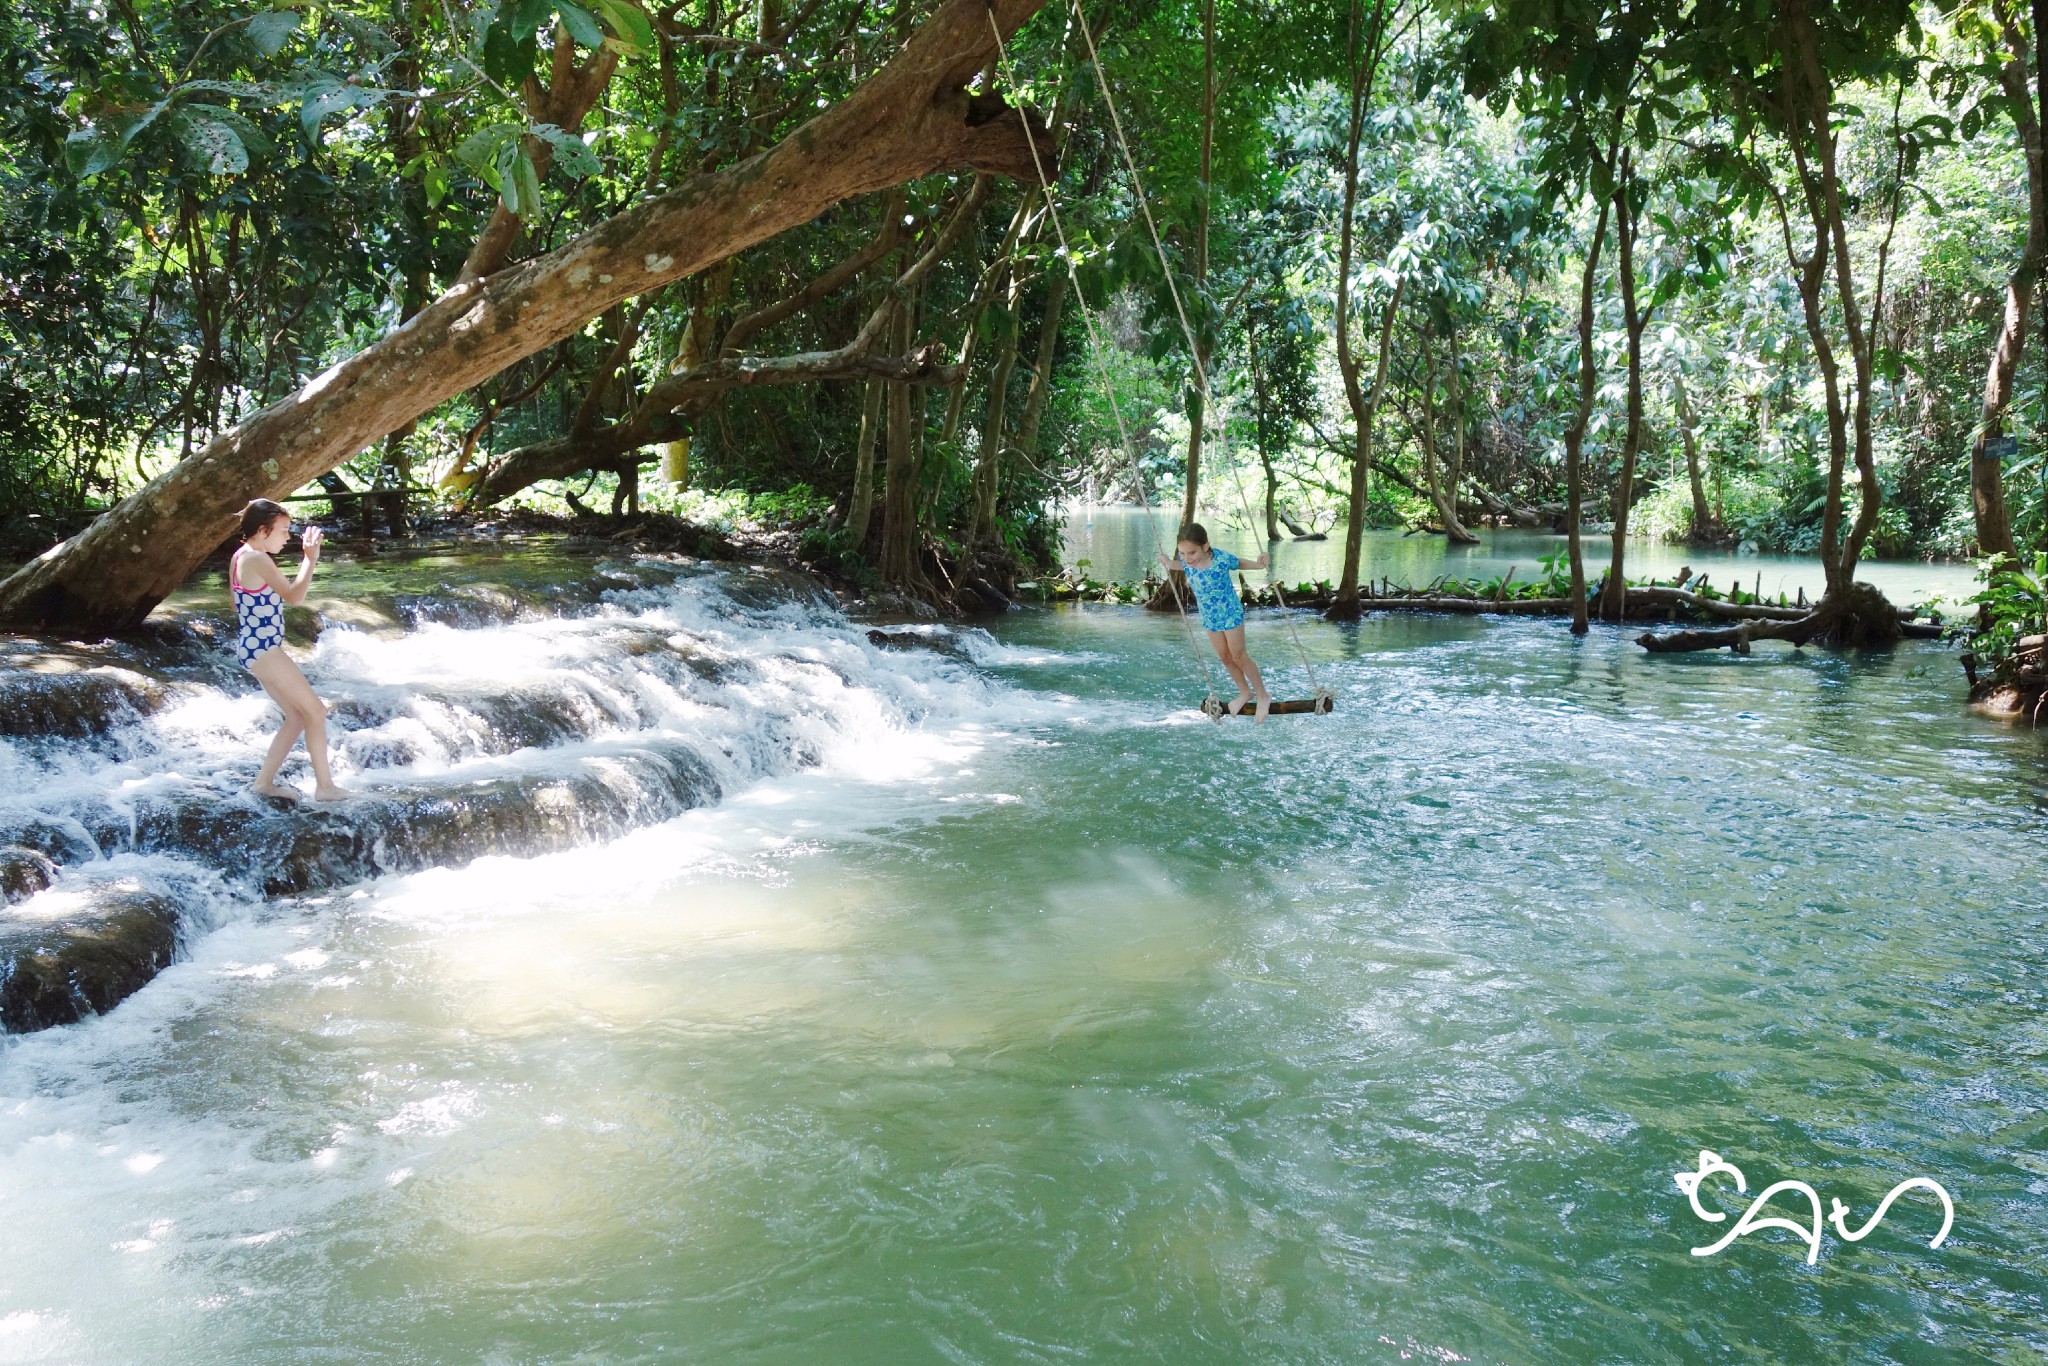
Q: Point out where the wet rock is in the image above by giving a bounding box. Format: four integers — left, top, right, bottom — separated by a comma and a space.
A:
128, 743, 724, 896
0, 660, 168, 739
711, 566, 837, 613
0, 847, 56, 903
866, 628, 972, 662
0, 816, 102, 867
0, 881, 181, 1032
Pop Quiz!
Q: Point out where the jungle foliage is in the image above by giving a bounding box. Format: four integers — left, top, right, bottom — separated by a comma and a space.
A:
1, 0, 2044, 618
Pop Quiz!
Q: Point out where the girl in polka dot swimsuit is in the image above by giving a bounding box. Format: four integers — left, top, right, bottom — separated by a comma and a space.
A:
230, 499, 351, 801
1157, 521, 1274, 721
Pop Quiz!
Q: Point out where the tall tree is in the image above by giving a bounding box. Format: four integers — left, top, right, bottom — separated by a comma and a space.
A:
0, 0, 1053, 634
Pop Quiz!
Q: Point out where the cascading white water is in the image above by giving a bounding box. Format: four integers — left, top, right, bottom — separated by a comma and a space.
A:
0, 560, 1087, 1028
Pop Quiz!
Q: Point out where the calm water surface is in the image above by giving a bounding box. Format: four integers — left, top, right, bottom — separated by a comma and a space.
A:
1062, 505, 1983, 607
0, 573, 2043, 1363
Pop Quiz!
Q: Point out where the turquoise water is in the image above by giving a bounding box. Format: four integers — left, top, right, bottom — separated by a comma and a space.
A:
1, 581, 2044, 1363
1062, 505, 1985, 607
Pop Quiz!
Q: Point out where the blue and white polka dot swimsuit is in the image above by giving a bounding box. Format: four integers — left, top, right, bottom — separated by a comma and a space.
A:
230, 548, 286, 669
1177, 548, 1244, 632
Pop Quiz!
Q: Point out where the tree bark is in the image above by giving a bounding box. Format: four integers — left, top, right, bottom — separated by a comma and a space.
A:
0, 0, 1053, 635
1325, 0, 1396, 620
1417, 330, 1478, 544
1328, 281, 1403, 619
1969, 13, 2043, 561
846, 375, 886, 543
880, 280, 927, 587
1563, 173, 1616, 636
970, 265, 1023, 543
1178, 0, 1218, 530
1673, 369, 1712, 537
1602, 153, 1650, 623
1247, 306, 1281, 541
1009, 270, 1068, 473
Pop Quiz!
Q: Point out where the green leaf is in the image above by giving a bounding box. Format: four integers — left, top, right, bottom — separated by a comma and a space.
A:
424, 157, 453, 208
64, 128, 126, 178
554, 0, 604, 48
483, 0, 551, 85
500, 145, 544, 215
528, 121, 600, 178
297, 79, 371, 138
198, 105, 273, 162
587, 0, 654, 54
171, 108, 250, 174
244, 10, 302, 57
455, 123, 522, 187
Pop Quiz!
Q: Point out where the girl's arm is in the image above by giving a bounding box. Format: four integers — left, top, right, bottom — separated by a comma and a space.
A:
1157, 550, 1182, 571
1233, 552, 1269, 570
244, 532, 321, 606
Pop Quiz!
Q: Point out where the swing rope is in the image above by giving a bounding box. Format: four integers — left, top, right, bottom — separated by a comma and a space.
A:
984, 14, 1224, 710
1064, 0, 1327, 707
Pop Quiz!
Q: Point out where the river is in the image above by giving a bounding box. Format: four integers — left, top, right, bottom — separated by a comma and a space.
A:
0, 541, 2041, 1364
1060, 505, 1985, 606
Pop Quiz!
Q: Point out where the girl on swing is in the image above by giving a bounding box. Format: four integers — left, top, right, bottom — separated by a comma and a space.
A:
1159, 522, 1272, 721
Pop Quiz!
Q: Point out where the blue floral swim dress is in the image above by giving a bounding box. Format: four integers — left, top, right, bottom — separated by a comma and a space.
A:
1176, 548, 1244, 632
229, 547, 287, 670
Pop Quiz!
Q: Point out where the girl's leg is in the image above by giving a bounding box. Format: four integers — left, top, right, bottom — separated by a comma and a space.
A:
249, 652, 352, 800
253, 709, 305, 795
1208, 630, 1253, 713
1224, 627, 1271, 720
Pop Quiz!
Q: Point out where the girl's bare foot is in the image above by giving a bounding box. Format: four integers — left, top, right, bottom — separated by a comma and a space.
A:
252, 782, 301, 802
1227, 691, 1252, 716
312, 784, 356, 802
1254, 695, 1272, 723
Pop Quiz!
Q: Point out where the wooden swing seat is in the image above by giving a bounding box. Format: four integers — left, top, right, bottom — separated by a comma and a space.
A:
1201, 694, 1335, 718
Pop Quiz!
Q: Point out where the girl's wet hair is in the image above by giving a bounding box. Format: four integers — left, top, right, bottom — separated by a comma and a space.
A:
237, 498, 290, 541
1177, 522, 1210, 547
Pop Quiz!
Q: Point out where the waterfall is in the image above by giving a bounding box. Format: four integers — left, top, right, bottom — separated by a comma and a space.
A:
0, 558, 1034, 1032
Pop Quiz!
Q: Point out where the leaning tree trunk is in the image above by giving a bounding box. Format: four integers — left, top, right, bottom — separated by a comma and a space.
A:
0, 0, 1052, 635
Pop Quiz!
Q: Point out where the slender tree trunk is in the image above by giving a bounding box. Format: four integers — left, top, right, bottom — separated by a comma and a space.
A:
1331, 282, 1403, 617
1248, 308, 1280, 540
1009, 270, 1068, 469
1674, 371, 1712, 536
1325, 0, 1395, 619
1563, 183, 1616, 636
942, 199, 1034, 445
0, 0, 1052, 634
1603, 156, 1649, 623
1418, 328, 1477, 544
1178, 0, 1217, 530
1970, 17, 2043, 560
880, 281, 928, 586
1444, 323, 1474, 543
970, 266, 1023, 543
846, 376, 886, 543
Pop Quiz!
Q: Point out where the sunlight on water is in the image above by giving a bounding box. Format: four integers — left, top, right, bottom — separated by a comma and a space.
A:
2, 563, 2044, 1364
